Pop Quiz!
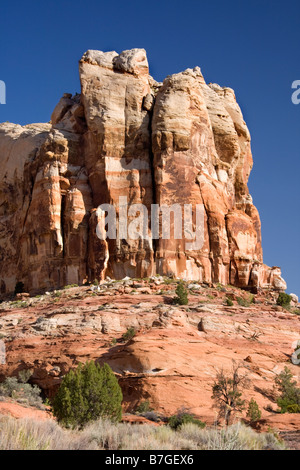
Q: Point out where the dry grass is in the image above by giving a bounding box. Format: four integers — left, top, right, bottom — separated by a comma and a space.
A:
179, 422, 285, 450
0, 414, 286, 450
0, 415, 97, 450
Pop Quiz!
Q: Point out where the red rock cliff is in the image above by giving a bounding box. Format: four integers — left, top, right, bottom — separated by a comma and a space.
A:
0, 48, 286, 294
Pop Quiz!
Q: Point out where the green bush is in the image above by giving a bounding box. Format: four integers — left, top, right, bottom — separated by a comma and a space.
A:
246, 398, 261, 423
225, 297, 234, 306
53, 291, 62, 298
286, 404, 300, 413
276, 293, 292, 308
52, 361, 123, 428
174, 281, 189, 305
0, 370, 43, 407
275, 366, 300, 413
290, 308, 300, 315
236, 295, 253, 307
168, 411, 205, 430
122, 327, 136, 342
163, 277, 174, 285
135, 400, 153, 414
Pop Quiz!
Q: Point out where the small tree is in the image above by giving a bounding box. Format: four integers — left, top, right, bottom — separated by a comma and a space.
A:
174, 281, 188, 305
135, 400, 153, 414
276, 293, 292, 309
225, 297, 234, 306
236, 295, 253, 307
212, 362, 249, 426
246, 398, 261, 424
275, 366, 300, 413
122, 327, 136, 342
52, 361, 123, 428
168, 408, 205, 430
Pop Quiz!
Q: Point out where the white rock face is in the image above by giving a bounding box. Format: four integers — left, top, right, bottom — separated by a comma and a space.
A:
113, 48, 149, 75
51, 93, 74, 125
216, 168, 228, 183
80, 50, 118, 68
81, 48, 149, 77
290, 293, 299, 305
271, 268, 287, 291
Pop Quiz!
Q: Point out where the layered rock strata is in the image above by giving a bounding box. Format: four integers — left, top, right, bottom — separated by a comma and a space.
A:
0, 282, 299, 419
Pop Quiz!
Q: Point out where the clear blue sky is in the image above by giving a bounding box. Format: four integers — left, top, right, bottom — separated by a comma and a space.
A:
1, 0, 299, 295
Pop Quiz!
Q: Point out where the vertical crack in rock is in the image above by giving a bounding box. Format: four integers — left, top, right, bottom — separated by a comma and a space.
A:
60, 193, 66, 258
144, 89, 157, 254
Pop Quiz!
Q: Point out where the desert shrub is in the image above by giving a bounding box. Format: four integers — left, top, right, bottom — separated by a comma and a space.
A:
290, 307, 300, 315
84, 418, 196, 450
286, 404, 300, 413
0, 416, 285, 450
0, 370, 43, 407
53, 291, 62, 298
275, 366, 300, 413
0, 415, 99, 450
212, 362, 249, 425
135, 400, 153, 414
122, 327, 136, 342
225, 297, 234, 306
276, 292, 292, 308
236, 296, 253, 307
173, 281, 188, 305
134, 401, 162, 422
10, 300, 28, 308
52, 361, 123, 428
246, 398, 261, 424
168, 410, 205, 430
180, 421, 284, 450
163, 277, 174, 285
17, 370, 32, 384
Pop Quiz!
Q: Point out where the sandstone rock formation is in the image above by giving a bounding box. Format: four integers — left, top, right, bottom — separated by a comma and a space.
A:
0, 282, 299, 423
0, 48, 286, 295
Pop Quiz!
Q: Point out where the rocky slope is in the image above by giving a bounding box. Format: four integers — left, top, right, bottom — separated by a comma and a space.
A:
0, 48, 286, 295
0, 280, 299, 427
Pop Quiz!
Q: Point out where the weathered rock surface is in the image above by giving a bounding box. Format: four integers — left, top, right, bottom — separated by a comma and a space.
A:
0, 48, 286, 295
0, 401, 52, 421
